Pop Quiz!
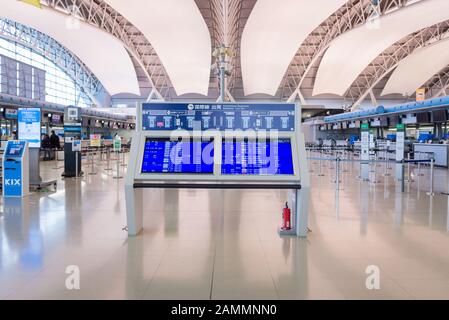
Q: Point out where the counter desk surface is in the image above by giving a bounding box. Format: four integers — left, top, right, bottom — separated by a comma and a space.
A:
413, 143, 449, 167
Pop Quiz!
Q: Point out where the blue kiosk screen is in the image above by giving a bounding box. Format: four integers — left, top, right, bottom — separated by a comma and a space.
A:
221, 138, 294, 175
141, 138, 214, 174
5, 141, 26, 157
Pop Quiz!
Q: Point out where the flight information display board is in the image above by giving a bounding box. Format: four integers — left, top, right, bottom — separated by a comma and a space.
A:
142, 103, 295, 132
221, 138, 294, 175
141, 138, 214, 174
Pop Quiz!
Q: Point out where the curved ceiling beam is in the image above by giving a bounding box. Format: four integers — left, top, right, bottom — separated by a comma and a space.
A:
0, 18, 103, 107
347, 20, 449, 109
381, 38, 449, 97
313, 0, 443, 98
277, 0, 419, 101
104, 0, 211, 97
195, 0, 257, 98
44, 0, 174, 100
1, 0, 141, 97
242, 0, 348, 96
422, 65, 449, 98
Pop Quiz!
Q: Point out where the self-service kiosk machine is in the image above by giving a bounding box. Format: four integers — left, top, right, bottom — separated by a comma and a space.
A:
62, 106, 82, 177
2, 140, 29, 197
125, 102, 310, 237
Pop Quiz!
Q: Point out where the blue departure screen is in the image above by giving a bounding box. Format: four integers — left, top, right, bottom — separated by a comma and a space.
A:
221, 138, 294, 175
141, 138, 214, 174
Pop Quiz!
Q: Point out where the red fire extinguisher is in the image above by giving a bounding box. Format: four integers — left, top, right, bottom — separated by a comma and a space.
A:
282, 202, 291, 230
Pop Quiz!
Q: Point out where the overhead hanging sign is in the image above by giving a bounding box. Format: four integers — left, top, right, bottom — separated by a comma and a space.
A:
4, 108, 18, 119
18, 108, 41, 148
90, 134, 101, 147
416, 88, 426, 102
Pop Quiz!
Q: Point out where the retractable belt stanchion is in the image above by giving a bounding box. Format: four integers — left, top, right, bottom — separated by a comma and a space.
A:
318, 149, 324, 177
114, 150, 123, 179
121, 148, 127, 167
384, 149, 390, 177
417, 152, 422, 177
401, 160, 406, 193
333, 157, 341, 190
406, 153, 413, 183
342, 150, 349, 173
104, 147, 112, 171
428, 157, 435, 197
89, 149, 97, 175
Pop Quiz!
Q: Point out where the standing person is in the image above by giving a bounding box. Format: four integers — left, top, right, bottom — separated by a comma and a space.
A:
50, 130, 61, 160
42, 134, 52, 160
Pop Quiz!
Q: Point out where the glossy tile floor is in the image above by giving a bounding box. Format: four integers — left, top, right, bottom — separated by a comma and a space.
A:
1, 153, 449, 299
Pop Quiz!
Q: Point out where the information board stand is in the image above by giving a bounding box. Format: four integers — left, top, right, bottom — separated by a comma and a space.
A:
125, 102, 310, 238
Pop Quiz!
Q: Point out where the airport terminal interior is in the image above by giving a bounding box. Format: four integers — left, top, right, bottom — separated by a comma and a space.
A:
2, 0, 449, 301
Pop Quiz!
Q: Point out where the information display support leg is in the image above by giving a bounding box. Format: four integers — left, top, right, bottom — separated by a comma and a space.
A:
125, 186, 143, 236
295, 187, 310, 237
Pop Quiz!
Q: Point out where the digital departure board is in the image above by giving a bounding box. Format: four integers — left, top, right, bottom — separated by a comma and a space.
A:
142, 103, 295, 132
141, 138, 214, 174
221, 138, 294, 175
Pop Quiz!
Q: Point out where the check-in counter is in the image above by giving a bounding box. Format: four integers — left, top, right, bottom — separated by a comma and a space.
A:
413, 143, 449, 167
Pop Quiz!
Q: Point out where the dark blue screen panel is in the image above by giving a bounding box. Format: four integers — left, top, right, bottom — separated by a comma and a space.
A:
5, 141, 26, 157
221, 138, 294, 175
142, 103, 295, 132
141, 138, 214, 174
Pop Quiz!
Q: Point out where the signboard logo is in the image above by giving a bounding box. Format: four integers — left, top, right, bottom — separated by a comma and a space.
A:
416, 88, 426, 102
5, 179, 21, 186
187, 104, 195, 111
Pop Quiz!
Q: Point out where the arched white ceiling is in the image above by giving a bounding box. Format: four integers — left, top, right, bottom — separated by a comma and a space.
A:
314, 0, 449, 97
241, 0, 347, 96
104, 0, 211, 96
382, 37, 449, 96
0, 0, 140, 96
